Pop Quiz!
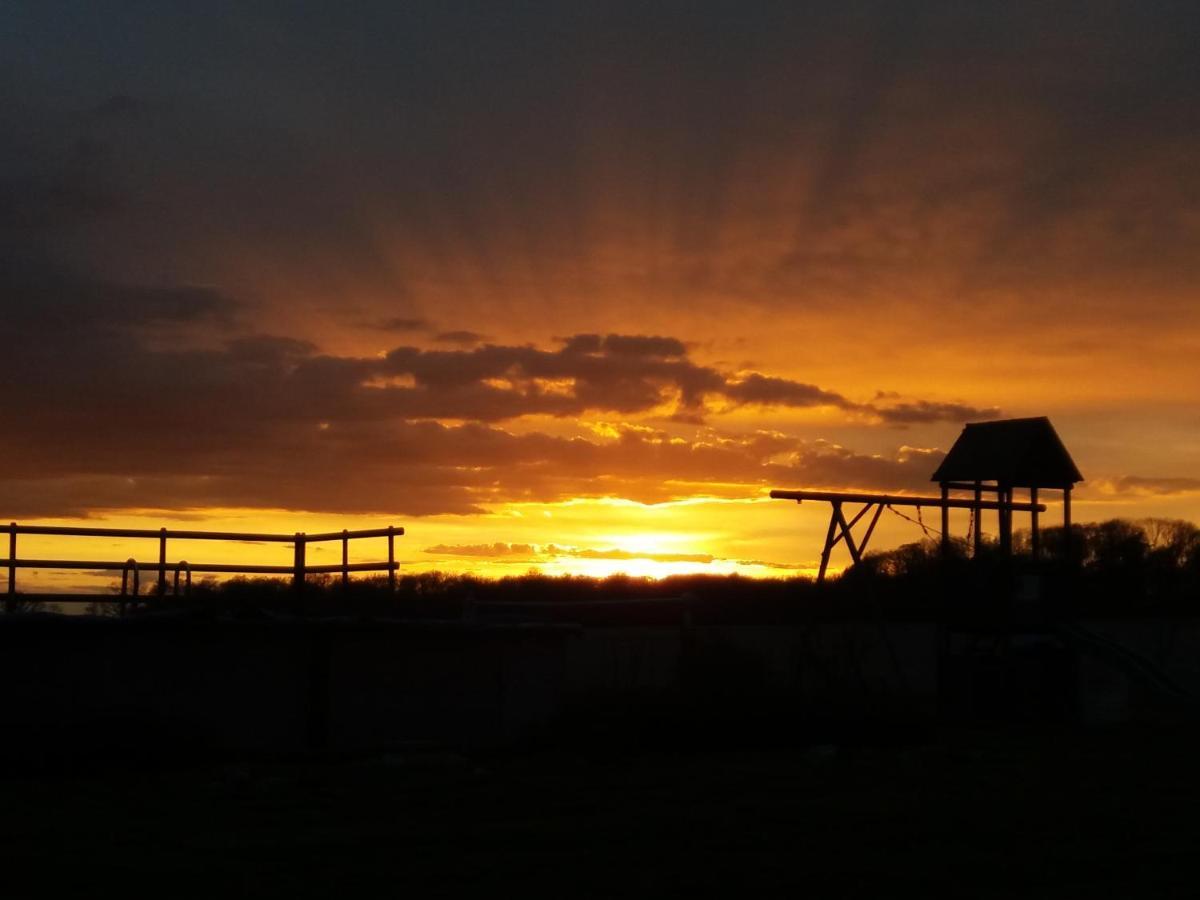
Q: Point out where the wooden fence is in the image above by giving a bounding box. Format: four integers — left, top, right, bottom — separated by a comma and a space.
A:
2, 522, 402, 610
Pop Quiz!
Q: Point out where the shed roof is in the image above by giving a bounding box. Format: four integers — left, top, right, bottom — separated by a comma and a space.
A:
930, 416, 1083, 488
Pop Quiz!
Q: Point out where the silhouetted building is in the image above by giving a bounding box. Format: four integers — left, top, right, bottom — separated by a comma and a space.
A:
932, 416, 1083, 556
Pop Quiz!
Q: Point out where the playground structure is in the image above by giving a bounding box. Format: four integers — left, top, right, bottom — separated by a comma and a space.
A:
772, 417, 1083, 582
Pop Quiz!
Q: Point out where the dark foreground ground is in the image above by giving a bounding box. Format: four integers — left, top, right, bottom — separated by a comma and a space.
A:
3, 725, 1200, 898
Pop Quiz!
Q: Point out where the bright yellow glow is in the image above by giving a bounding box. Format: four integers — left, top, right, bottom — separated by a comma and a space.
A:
10, 484, 1200, 596
6, 499, 822, 593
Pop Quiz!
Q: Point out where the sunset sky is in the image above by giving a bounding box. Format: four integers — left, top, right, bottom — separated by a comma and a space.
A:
4, 2, 1200, 586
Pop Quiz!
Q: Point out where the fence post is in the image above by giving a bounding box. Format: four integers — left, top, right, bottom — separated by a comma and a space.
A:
157, 527, 168, 599
293, 533, 307, 596
174, 562, 192, 597
6, 523, 15, 614
120, 559, 138, 617
341, 529, 349, 590
387, 526, 396, 593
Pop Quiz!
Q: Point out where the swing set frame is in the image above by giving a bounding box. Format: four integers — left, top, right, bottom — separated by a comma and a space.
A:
768, 489, 1047, 584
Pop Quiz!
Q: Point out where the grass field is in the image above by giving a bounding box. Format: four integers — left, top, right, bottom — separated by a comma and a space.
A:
3, 725, 1200, 897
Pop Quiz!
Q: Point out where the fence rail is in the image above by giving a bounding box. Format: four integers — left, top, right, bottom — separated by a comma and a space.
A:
2, 522, 403, 610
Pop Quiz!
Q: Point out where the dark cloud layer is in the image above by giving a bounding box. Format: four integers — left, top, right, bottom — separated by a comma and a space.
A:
0, 421, 945, 518
2, 263, 964, 517
1, 261, 988, 517
4, 2, 1198, 333
3, 2, 1197, 521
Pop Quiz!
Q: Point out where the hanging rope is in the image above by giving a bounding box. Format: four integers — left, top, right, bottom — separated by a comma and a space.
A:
964, 505, 992, 543
885, 503, 940, 538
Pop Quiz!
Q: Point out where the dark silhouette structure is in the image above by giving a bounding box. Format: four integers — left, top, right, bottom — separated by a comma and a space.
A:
932, 416, 1083, 559
773, 416, 1083, 580
2, 523, 403, 613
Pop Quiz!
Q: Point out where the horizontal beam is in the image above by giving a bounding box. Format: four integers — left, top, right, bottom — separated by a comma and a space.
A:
0, 559, 398, 574
0, 524, 402, 542
939, 482, 1072, 494
768, 489, 1045, 513
305, 527, 404, 542
1, 525, 295, 542
1, 595, 110, 604
939, 482, 1004, 493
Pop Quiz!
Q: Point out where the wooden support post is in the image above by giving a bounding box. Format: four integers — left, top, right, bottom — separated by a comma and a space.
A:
341, 529, 349, 589
120, 559, 138, 618
1063, 486, 1073, 562
996, 486, 1003, 555
157, 528, 168, 598
973, 482, 982, 556
6, 524, 15, 614
817, 505, 839, 584
999, 485, 1013, 557
293, 533, 307, 596
387, 526, 397, 592
940, 484, 950, 557
1030, 487, 1040, 560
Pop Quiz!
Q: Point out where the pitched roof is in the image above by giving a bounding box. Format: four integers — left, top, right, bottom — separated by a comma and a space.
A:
930, 416, 1083, 487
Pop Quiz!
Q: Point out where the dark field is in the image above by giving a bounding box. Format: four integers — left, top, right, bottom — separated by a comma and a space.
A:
4, 726, 1200, 898
5, 520, 1200, 896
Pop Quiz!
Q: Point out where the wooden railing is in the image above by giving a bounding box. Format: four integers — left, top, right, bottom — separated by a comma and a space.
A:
2, 522, 403, 610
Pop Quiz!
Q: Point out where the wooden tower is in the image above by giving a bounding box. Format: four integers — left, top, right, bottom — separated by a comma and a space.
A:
930, 416, 1083, 558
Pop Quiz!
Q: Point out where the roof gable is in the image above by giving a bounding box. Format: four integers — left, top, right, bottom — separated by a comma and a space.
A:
930, 416, 1083, 487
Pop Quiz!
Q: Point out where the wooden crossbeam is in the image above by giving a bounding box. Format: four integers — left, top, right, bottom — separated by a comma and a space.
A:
769, 489, 1045, 513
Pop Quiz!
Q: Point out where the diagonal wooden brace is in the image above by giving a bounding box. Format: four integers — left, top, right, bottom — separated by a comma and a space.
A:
817, 502, 881, 583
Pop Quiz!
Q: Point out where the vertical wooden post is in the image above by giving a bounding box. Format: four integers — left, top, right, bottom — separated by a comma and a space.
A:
1063, 486, 1073, 562
157, 528, 168, 598
6, 524, 15, 614
1010, 488, 1017, 553
1030, 487, 1040, 560
387, 526, 397, 593
817, 505, 839, 585
973, 482, 982, 556
293, 533, 307, 596
341, 529, 349, 589
120, 559, 138, 618
999, 485, 1013, 557
939, 483, 950, 557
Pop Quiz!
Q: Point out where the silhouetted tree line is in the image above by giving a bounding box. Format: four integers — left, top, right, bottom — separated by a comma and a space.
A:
122, 517, 1199, 622
165, 569, 821, 624
845, 518, 1200, 616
